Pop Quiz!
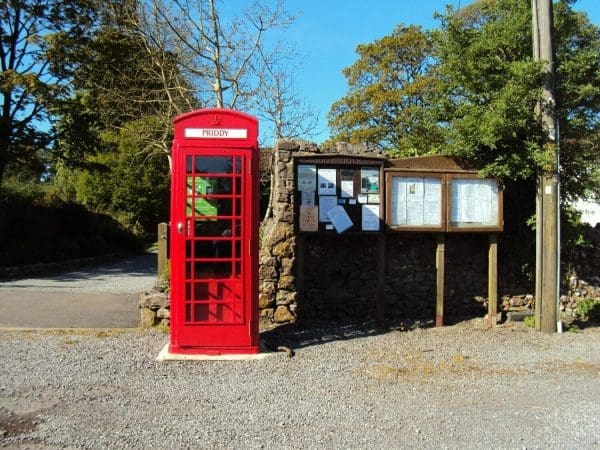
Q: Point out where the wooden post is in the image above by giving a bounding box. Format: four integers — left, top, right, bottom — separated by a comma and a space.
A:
376, 234, 386, 328
488, 234, 498, 326
533, 0, 559, 333
435, 234, 445, 327
294, 234, 305, 324
157, 222, 168, 278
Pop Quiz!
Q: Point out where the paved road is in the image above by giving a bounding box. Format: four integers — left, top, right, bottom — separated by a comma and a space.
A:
0, 253, 157, 328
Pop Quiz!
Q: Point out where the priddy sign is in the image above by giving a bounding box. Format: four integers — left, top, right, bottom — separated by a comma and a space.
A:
184, 128, 249, 139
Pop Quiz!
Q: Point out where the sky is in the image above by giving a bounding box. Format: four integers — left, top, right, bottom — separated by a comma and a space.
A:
272, 0, 600, 144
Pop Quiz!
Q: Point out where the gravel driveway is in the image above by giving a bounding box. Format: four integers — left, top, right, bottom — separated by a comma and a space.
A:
1, 319, 598, 449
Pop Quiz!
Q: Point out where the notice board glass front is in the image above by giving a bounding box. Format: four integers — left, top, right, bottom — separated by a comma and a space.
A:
385, 171, 503, 232
295, 157, 384, 234
387, 174, 444, 231
448, 175, 502, 231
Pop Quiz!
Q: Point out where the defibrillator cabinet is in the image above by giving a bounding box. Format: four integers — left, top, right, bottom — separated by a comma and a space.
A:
169, 109, 260, 354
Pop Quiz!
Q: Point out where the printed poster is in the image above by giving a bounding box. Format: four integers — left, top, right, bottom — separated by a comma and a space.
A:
340, 180, 354, 198
361, 168, 380, 193
317, 168, 337, 195
301, 191, 315, 206
297, 165, 317, 192
390, 177, 441, 227
327, 206, 353, 234
299, 205, 318, 232
450, 178, 498, 225
319, 196, 338, 222
362, 204, 380, 231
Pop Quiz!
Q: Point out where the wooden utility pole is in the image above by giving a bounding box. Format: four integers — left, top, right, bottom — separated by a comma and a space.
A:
532, 0, 560, 333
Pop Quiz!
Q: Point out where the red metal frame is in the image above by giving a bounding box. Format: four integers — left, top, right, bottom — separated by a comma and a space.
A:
169, 109, 259, 355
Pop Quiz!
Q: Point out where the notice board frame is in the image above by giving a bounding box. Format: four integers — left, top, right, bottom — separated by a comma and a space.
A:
385, 169, 503, 233
294, 155, 386, 234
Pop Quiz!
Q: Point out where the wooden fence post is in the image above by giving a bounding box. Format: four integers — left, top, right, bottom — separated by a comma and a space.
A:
157, 222, 168, 277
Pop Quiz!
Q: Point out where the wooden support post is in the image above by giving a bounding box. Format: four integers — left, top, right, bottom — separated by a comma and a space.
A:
533, 0, 559, 333
157, 222, 168, 278
296, 234, 305, 321
488, 234, 498, 326
376, 234, 386, 329
435, 234, 445, 327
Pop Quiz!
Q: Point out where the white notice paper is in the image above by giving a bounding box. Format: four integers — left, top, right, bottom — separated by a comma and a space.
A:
390, 177, 442, 227
297, 165, 317, 192
319, 196, 338, 222
301, 191, 315, 206
327, 206, 353, 233
340, 180, 354, 198
450, 178, 498, 226
317, 168, 337, 195
362, 205, 380, 231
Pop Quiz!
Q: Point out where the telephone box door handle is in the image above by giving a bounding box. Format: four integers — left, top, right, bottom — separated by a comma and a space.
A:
177, 222, 184, 235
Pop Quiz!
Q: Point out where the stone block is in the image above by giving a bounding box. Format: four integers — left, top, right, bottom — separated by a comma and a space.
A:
274, 305, 295, 323
259, 292, 275, 308
273, 240, 294, 258
260, 281, 276, 296
277, 192, 290, 203
278, 275, 296, 290
139, 291, 169, 309
280, 257, 295, 274
156, 307, 170, 319
277, 140, 298, 151
276, 290, 297, 305
140, 308, 158, 328
259, 263, 278, 281
259, 308, 274, 318
278, 150, 292, 162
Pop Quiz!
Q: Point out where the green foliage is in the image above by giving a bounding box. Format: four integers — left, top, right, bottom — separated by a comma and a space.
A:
575, 298, 600, 322
0, 0, 99, 190
433, 0, 544, 179
328, 25, 444, 155
329, 0, 599, 197
57, 118, 171, 238
523, 316, 536, 328
0, 184, 142, 267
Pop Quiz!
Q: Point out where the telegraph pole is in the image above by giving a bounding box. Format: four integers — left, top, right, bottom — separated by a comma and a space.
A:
532, 0, 560, 333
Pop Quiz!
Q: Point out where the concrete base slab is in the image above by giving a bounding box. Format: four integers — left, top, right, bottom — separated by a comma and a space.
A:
156, 342, 275, 361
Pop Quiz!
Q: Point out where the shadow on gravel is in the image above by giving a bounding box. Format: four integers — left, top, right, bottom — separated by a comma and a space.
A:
261, 319, 433, 351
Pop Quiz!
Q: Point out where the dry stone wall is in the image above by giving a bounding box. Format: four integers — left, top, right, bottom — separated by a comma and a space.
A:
259, 141, 497, 325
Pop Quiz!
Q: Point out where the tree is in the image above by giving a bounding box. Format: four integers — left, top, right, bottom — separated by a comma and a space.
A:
552, 0, 600, 202
0, 0, 98, 193
52, 1, 196, 171
328, 24, 444, 155
73, 118, 171, 236
434, 0, 599, 192
130, 0, 318, 146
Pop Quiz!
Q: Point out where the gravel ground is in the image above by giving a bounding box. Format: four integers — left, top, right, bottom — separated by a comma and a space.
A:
1, 319, 599, 449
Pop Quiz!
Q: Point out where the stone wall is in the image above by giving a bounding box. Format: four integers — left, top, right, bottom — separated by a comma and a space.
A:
259, 141, 500, 325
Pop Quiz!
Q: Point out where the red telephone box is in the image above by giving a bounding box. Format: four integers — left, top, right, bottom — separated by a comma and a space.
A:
169, 109, 259, 355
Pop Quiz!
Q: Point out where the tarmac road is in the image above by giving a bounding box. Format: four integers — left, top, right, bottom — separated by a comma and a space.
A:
0, 253, 157, 328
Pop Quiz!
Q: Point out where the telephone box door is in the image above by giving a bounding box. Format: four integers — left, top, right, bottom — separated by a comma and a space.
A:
169, 109, 259, 354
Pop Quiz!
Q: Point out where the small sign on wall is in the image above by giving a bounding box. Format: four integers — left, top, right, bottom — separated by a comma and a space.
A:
299, 205, 318, 231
